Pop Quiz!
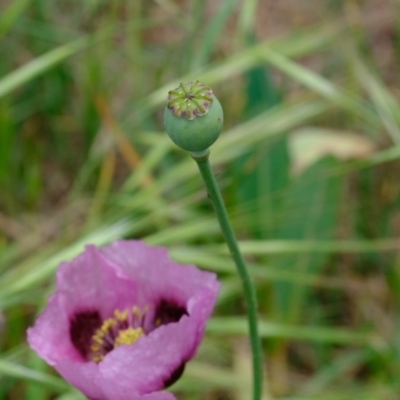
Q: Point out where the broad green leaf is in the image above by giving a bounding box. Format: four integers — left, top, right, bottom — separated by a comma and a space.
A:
270, 157, 342, 323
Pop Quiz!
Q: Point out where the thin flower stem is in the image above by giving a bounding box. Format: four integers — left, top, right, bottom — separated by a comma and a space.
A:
192, 151, 263, 400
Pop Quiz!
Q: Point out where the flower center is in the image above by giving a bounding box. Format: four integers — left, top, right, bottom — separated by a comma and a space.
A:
69, 299, 187, 362
90, 307, 146, 363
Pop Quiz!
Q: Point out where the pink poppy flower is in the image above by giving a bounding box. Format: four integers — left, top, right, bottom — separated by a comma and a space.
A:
28, 240, 220, 400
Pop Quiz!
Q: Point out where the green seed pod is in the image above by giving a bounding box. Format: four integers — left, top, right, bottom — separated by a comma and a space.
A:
164, 80, 224, 152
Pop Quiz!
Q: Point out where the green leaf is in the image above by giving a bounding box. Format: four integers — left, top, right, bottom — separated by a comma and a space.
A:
270, 157, 342, 323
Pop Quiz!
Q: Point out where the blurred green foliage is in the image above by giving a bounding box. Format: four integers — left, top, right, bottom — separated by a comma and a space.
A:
1, 0, 400, 399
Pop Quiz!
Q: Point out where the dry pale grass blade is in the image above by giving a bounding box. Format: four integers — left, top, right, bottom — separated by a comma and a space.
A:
349, 52, 400, 144
133, 20, 343, 115
95, 95, 154, 187
253, 47, 380, 132
288, 127, 376, 174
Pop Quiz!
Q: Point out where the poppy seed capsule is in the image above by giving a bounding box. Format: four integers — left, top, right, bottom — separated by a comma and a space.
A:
164, 81, 224, 152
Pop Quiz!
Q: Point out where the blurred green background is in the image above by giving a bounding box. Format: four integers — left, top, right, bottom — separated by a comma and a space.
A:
1, 0, 400, 399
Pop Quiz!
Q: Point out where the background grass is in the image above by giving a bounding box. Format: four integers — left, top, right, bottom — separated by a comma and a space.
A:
1, 0, 400, 399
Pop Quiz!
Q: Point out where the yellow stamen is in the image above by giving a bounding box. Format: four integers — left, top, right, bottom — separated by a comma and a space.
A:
114, 309, 128, 321
89, 306, 148, 363
114, 327, 144, 347
132, 305, 140, 316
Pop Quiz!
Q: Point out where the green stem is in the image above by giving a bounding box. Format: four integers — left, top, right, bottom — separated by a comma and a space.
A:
192, 151, 263, 400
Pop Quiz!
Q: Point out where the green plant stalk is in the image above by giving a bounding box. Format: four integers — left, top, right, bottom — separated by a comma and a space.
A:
192, 151, 263, 400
